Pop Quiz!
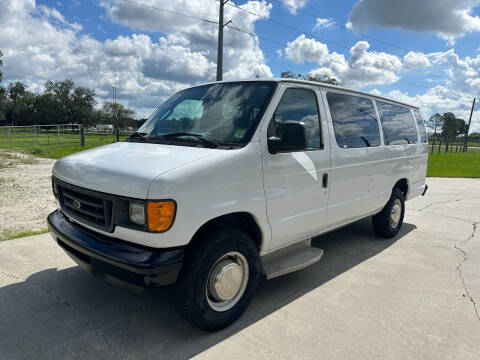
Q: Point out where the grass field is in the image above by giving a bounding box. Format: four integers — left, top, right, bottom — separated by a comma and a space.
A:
427, 152, 480, 178
0, 128, 128, 159
24, 134, 128, 159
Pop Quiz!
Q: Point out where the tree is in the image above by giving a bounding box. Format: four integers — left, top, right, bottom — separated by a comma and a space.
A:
101, 102, 135, 129
441, 113, 466, 139
0, 50, 3, 84
0, 86, 7, 125
425, 113, 442, 140
6, 82, 27, 125
280, 70, 339, 85
44, 79, 75, 124
0, 76, 138, 127
71, 87, 96, 125
304, 74, 339, 85
280, 71, 302, 79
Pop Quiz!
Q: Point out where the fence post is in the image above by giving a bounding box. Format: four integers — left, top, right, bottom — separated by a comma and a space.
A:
57, 125, 60, 144
34, 125, 38, 146
116, 128, 120, 142
80, 125, 85, 147
8, 127, 12, 152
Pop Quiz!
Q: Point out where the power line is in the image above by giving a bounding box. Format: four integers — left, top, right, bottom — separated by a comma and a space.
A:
270, 0, 411, 54
225, 2, 450, 83
117, 0, 218, 24
268, 0, 450, 80
116, 0, 467, 101
226, 23, 459, 97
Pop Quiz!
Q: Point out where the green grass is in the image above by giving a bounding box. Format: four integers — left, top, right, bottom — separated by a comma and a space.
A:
0, 228, 49, 241
0, 128, 129, 159
20, 135, 128, 159
427, 151, 480, 178
24, 137, 125, 159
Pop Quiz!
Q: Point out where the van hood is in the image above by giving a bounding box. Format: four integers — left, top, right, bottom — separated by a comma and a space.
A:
53, 142, 221, 198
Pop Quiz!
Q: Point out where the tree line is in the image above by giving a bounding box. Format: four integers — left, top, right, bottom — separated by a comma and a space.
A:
0, 51, 140, 129
426, 112, 479, 144
0, 79, 141, 129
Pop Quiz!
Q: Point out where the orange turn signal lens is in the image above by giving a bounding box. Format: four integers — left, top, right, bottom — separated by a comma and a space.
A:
147, 200, 176, 232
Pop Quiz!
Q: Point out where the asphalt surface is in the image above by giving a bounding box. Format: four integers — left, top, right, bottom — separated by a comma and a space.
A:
1, 177, 479, 360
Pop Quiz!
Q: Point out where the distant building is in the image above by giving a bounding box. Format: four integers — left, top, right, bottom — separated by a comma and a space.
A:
96, 124, 113, 132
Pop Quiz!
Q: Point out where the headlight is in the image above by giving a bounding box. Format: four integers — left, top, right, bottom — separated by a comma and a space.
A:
129, 201, 146, 225
147, 200, 176, 232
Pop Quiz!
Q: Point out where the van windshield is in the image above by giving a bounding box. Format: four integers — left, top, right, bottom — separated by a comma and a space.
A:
136, 81, 276, 148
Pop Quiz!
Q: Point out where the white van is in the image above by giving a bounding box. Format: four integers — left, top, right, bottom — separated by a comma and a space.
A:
48, 79, 428, 330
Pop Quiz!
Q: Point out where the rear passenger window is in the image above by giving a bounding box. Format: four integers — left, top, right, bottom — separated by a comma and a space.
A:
413, 110, 427, 143
326, 93, 381, 148
270, 88, 322, 149
377, 102, 418, 145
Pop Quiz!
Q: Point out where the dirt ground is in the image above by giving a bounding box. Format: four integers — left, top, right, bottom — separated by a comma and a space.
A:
0, 152, 56, 240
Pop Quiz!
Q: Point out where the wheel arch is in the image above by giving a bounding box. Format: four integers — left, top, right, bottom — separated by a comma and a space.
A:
188, 212, 264, 252
393, 178, 409, 199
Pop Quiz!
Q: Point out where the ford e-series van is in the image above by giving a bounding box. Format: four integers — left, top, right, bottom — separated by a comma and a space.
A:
48, 79, 428, 331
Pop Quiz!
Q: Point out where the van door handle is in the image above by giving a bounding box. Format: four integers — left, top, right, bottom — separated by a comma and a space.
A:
322, 173, 328, 188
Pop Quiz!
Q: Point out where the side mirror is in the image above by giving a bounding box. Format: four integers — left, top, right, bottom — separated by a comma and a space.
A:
268, 121, 307, 153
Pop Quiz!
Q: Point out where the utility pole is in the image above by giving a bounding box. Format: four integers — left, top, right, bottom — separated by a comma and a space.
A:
463, 97, 475, 152
216, 0, 231, 81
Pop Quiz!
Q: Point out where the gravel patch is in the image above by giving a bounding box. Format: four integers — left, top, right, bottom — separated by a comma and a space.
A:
0, 152, 56, 239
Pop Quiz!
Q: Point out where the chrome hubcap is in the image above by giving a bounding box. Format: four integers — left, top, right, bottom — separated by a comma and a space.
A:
390, 199, 402, 228
206, 252, 249, 312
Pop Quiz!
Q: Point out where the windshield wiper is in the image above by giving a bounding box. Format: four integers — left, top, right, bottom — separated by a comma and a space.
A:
360, 136, 371, 147
126, 132, 148, 141
160, 132, 218, 148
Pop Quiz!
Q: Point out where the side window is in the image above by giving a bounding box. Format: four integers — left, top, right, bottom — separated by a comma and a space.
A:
413, 109, 428, 143
269, 88, 322, 149
377, 102, 418, 145
326, 92, 381, 148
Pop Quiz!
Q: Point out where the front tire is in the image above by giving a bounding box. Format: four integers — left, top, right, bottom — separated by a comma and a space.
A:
372, 188, 405, 238
175, 227, 260, 331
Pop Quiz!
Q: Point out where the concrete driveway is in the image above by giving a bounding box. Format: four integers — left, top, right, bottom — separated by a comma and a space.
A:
1, 177, 479, 360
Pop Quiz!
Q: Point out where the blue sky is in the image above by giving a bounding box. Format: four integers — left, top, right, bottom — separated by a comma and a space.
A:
2, 0, 480, 130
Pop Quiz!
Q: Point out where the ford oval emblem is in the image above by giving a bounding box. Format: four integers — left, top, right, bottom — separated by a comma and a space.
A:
72, 200, 81, 209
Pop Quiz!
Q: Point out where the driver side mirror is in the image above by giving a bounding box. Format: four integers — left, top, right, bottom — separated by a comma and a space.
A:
268, 121, 307, 153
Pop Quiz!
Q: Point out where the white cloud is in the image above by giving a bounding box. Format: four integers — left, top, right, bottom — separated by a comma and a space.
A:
313, 18, 335, 31
346, 0, 480, 44
386, 87, 479, 130
280, 0, 308, 14
282, 36, 480, 131
101, 0, 273, 79
403, 51, 431, 69
0, 0, 272, 117
285, 36, 402, 87
284, 34, 329, 64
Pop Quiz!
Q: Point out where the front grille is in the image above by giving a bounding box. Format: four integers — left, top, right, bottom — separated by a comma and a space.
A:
54, 178, 115, 232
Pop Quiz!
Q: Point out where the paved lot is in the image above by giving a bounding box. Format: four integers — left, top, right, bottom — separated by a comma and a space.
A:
1, 177, 479, 360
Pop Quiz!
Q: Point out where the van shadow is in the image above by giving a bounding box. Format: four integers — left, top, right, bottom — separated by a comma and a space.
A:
1, 218, 416, 360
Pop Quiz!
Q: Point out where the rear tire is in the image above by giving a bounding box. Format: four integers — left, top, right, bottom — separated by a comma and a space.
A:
175, 227, 260, 331
372, 188, 405, 239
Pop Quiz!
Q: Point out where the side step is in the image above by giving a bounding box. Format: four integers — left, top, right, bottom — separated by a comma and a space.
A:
261, 239, 324, 280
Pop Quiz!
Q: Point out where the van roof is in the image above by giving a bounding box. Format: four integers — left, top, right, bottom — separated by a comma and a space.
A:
194, 78, 419, 110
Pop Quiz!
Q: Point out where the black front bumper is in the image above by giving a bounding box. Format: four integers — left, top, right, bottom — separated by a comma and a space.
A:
47, 210, 184, 287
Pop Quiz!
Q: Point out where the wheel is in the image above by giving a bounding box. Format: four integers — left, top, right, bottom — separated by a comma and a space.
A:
175, 227, 260, 331
372, 188, 405, 238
